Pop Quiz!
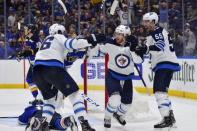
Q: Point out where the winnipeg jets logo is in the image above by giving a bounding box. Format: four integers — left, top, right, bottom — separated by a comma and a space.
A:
115, 54, 130, 68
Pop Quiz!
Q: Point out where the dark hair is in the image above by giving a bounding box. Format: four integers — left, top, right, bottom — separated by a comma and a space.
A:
26, 24, 37, 34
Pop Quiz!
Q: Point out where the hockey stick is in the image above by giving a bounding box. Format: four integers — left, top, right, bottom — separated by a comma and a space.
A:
0, 116, 18, 119
81, 93, 100, 108
58, 0, 67, 14
7, 50, 22, 62
134, 64, 151, 96
110, 0, 119, 15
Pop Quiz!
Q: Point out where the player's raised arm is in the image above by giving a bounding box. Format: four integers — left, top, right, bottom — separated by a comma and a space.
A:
48, 24, 90, 50
64, 38, 91, 50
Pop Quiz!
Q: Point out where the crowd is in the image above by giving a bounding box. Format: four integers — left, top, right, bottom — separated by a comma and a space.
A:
0, 0, 197, 59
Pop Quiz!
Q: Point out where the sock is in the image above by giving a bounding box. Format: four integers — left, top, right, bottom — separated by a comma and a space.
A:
155, 92, 171, 117
29, 84, 38, 98
117, 103, 131, 118
105, 93, 121, 119
68, 91, 86, 119
43, 97, 56, 123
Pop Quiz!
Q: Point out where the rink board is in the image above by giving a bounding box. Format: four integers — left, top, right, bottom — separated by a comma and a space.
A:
0, 58, 197, 99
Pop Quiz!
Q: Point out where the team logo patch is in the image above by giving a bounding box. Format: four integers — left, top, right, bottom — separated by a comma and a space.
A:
115, 54, 130, 68
122, 13, 128, 19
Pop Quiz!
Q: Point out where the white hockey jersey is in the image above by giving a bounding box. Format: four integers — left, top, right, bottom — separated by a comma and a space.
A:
34, 34, 90, 68
145, 27, 180, 72
87, 39, 142, 80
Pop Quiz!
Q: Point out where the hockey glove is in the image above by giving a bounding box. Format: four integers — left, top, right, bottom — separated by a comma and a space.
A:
86, 34, 97, 47
17, 49, 34, 58
29, 99, 44, 106
135, 44, 149, 57
129, 42, 138, 51
86, 34, 106, 47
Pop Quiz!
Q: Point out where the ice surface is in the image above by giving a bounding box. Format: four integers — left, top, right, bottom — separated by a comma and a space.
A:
0, 89, 197, 131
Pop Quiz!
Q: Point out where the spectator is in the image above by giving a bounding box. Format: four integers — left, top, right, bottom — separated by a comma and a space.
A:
168, 2, 182, 31
38, 30, 45, 42
170, 29, 184, 56
0, 39, 14, 59
183, 23, 197, 56
116, 3, 132, 26
68, 24, 77, 38
159, 0, 168, 30
8, 7, 16, 27
106, 26, 114, 38
1, 0, 197, 59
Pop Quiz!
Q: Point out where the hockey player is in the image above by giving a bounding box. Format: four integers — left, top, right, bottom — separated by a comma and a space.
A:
19, 50, 86, 130
27, 23, 95, 131
86, 25, 142, 128
17, 24, 78, 131
19, 92, 78, 131
17, 24, 39, 99
135, 12, 180, 129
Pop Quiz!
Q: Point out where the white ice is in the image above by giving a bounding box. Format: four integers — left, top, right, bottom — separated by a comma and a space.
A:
0, 89, 197, 131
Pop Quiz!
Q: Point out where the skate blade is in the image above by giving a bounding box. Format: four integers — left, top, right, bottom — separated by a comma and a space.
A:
154, 126, 178, 131
25, 127, 31, 131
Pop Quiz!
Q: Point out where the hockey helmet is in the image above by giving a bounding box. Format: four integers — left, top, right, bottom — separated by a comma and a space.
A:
115, 25, 131, 36
142, 12, 159, 24
49, 23, 65, 35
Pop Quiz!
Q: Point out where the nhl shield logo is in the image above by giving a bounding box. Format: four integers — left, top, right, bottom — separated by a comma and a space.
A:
115, 54, 130, 68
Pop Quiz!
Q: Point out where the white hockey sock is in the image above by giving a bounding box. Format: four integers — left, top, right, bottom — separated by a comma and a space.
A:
117, 103, 131, 117
105, 93, 121, 119
155, 92, 171, 117
56, 91, 65, 110
68, 91, 86, 119
43, 97, 56, 123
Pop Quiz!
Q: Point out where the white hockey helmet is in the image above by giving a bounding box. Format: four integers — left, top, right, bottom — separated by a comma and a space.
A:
58, 24, 66, 34
115, 25, 131, 36
49, 23, 65, 35
142, 12, 159, 24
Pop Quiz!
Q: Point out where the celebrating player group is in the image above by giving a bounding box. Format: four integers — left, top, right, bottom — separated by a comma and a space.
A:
15, 2, 180, 130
